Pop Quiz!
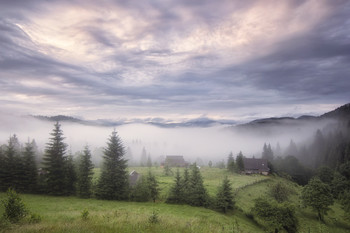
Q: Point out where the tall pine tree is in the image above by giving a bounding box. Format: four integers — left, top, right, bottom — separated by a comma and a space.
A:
3, 135, 24, 192
42, 122, 67, 195
77, 145, 94, 198
96, 130, 128, 200
147, 170, 159, 203
0, 147, 5, 191
64, 154, 77, 195
236, 151, 245, 173
166, 169, 184, 204
216, 176, 235, 213
187, 163, 208, 207
227, 152, 235, 173
22, 140, 38, 193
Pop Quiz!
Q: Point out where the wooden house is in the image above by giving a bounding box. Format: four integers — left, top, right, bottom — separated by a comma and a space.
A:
162, 155, 188, 167
129, 170, 141, 187
243, 158, 269, 175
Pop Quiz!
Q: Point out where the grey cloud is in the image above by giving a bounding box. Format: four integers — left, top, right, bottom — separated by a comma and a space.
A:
1, 0, 349, 119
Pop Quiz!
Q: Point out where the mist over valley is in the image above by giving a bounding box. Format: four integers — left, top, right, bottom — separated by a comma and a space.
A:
1, 104, 346, 167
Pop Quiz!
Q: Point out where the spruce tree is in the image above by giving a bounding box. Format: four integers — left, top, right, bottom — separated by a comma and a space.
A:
262, 143, 274, 161
22, 140, 38, 193
187, 163, 208, 207
227, 152, 235, 173
147, 171, 159, 202
42, 122, 67, 195
64, 155, 77, 195
140, 147, 147, 166
0, 147, 5, 191
216, 176, 234, 213
3, 135, 24, 192
236, 151, 245, 173
77, 146, 94, 198
130, 176, 150, 202
166, 169, 184, 204
182, 167, 190, 196
147, 154, 152, 168
96, 130, 128, 200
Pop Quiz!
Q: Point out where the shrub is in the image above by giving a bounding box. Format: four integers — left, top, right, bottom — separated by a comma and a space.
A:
270, 182, 291, 203
81, 209, 89, 220
148, 210, 159, 224
29, 213, 42, 223
2, 189, 28, 223
252, 198, 298, 233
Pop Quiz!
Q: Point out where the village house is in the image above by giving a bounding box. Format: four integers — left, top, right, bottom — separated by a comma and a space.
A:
162, 155, 188, 167
129, 170, 141, 187
243, 158, 270, 175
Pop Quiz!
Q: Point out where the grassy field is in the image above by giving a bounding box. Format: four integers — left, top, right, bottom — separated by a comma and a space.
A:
1, 167, 350, 233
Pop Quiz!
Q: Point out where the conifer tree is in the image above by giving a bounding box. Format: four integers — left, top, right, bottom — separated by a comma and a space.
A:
147, 170, 159, 203
77, 146, 94, 198
42, 122, 67, 195
236, 151, 245, 173
187, 163, 208, 206
130, 176, 150, 202
262, 143, 274, 161
166, 169, 184, 204
22, 140, 38, 193
96, 130, 128, 200
147, 154, 152, 168
0, 147, 5, 191
163, 163, 173, 176
216, 176, 235, 213
64, 155, 77, 195
182, 167, 190, 198
140, 147, 147, 166
3, 135, 24, 192
227, 152, 235, 173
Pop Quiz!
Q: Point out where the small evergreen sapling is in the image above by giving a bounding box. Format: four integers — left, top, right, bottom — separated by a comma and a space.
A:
2, 189, 28, 223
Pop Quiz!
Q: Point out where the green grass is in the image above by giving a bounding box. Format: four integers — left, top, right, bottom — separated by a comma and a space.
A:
1, 167, 349, 232
0, 194, 262, 233
235, 176, 350, 233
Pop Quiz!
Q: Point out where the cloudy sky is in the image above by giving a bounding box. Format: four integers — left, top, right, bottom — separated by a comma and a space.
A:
1, 0, 349, 123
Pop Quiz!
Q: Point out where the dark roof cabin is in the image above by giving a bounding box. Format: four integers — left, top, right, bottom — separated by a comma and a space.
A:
163, 155, 187, 167
129, 170, 140, 186
243, 158, 269, 175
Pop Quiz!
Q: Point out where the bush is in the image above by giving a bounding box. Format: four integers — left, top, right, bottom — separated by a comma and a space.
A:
148, 210, 159, 224
81, 209, 89, 220
270, 182, 291, 203
252, 198, 298, 233
29, 213, 42, 223
2, 189, 28, 223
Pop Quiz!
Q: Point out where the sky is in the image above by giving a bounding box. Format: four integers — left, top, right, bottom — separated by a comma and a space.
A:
1, 0, 349, 123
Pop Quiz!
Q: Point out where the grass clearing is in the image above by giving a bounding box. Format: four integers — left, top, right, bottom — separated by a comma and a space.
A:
1, 167, 349, 232
0, 194, 262, 233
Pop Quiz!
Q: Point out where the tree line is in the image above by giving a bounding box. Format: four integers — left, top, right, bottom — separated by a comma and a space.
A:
0, 122, 235, 213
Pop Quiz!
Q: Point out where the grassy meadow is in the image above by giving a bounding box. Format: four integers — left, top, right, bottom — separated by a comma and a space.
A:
1, 167, 350, 233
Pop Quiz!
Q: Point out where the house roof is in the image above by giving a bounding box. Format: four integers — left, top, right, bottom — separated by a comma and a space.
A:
165, 155, 185, 163
129, 170, 140, 186
243, 158, 269, 172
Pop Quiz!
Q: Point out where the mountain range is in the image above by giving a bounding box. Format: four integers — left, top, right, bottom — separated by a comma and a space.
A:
31, 103, 350, 128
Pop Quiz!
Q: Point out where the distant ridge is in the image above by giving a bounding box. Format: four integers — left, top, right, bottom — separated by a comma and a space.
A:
239, 103, 350, 128
31, 103, 350, 128
33, 115, 84, 123
321, 103, 350, 120
30, 115, 236, 128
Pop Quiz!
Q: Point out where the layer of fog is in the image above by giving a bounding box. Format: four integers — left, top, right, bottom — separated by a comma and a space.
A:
0, 114, 335, 166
